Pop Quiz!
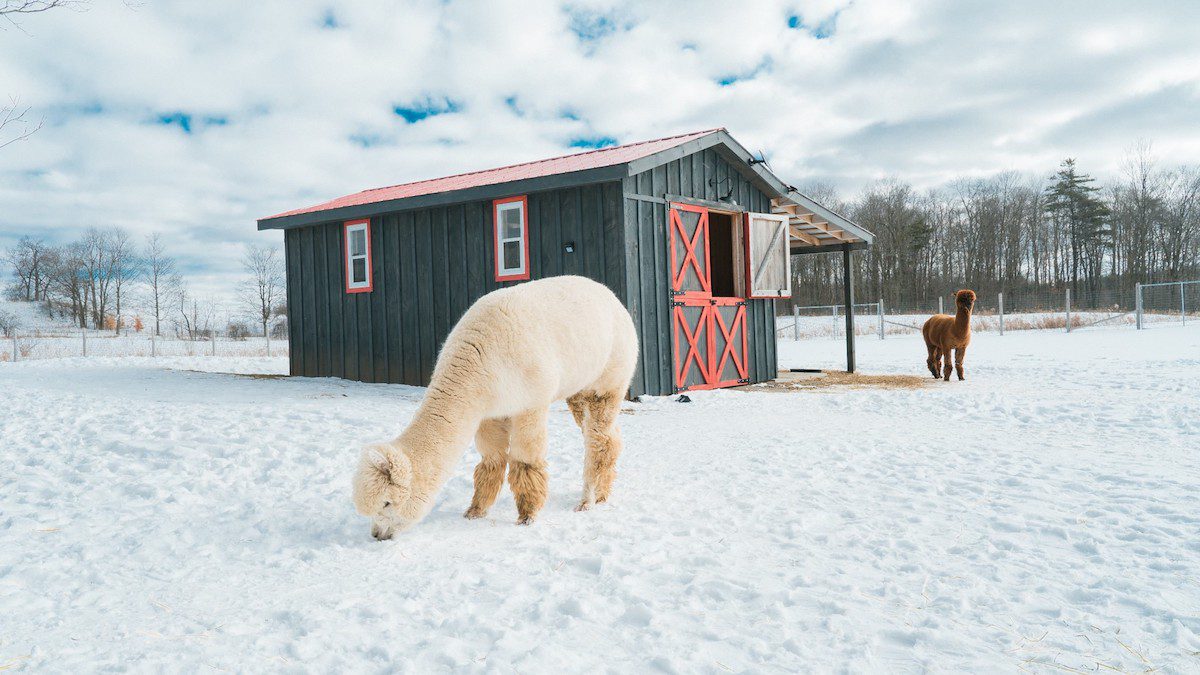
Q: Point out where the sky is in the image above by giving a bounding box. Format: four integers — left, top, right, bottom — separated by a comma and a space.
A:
2, 0, 1199, 301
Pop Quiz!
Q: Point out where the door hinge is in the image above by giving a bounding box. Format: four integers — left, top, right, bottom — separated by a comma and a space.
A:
672, 301, 684, 307
738, 378, 750, 384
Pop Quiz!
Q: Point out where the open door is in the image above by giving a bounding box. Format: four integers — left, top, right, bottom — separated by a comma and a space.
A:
668, 202, 750, 392
743, 212, 791, 299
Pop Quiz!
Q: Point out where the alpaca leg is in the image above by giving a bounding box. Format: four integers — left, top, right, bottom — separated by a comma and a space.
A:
576, 392, 623, 512
955, 346, 967, 381
566, 394, 588, 430
926, 344, 941, 379
507, 408, 549, 525
464, 418, 509, 520
942, 348, 953, 381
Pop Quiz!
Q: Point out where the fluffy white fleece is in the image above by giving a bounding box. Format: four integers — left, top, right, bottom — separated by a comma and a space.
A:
352, 275, 638, 538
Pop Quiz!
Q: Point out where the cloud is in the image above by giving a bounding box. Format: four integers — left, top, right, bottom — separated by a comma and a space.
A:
1, 0, 1198, 305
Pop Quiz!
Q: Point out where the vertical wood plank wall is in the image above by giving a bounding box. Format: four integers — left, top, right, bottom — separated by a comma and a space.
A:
621, 148, 779, 397
283, 147, 780, 397
284, 182, 626, 386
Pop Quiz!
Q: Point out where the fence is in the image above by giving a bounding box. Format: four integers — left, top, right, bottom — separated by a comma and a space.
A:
776, 280, 1200, 340
1, 329, 286, 363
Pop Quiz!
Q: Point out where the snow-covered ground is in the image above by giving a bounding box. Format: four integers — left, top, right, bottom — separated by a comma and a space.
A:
2, 326, 1198, 672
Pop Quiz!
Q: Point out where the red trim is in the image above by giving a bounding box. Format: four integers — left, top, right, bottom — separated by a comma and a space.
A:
709, 300, 748, 387
668, 203, 711, 297
493, 195, 531, 282
672, 301, 711, 389
343, 219, 373, 294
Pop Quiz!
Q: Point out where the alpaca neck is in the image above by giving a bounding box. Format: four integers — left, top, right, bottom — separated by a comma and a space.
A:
397, 385, 486, 500
954, 306, 971, 335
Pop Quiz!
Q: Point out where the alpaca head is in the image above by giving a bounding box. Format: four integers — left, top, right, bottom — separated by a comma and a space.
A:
955, 289, 976, 311
352, 443, 417, 540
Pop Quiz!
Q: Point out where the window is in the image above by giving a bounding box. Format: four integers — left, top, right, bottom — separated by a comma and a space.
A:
344, 219, 372, 293
493, 196, 530, 281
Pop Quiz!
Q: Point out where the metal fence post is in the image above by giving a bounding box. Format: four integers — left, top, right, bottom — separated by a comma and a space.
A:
998, 292, 1004, 336
939, 296, 944, 316
878, 298, 885, 340
1135, 283, 1143, 330
1182, 281, 1187, 326
831, 304, 837, 340
266, 331, 271, 357
1065, 288, 1072, 333
211, 330, 216, 356
82, 329, 86, 357
793, 305, 800, 342
11, 336, 16, 362
151, 333, 156, 357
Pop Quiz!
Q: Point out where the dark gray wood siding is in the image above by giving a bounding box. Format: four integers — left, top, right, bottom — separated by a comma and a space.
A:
284, 182, 626, 386
622, 148, 779, 397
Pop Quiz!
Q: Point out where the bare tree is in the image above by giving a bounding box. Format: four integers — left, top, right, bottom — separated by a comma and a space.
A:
1, 0, 83, 28
0, 97, 42, 150
4, 235, 50, 300
240, 244, 283, 338
140, 233, 178, 337
108, 228, 137, 334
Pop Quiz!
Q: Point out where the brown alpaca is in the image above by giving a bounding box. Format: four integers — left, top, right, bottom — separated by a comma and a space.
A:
922, 289, 975, 381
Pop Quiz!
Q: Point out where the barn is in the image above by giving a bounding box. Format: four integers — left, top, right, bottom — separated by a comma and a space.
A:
257, 128, 874, 398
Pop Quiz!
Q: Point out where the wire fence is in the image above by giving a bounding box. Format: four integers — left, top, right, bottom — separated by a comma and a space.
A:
0, 328, 285, 363
776, 280, 1200, 340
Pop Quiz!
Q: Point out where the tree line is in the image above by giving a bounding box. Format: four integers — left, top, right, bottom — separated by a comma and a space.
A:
793, 143, 1200, 311
4, 228, 285, 339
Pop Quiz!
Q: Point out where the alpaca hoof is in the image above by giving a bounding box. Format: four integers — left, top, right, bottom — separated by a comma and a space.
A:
516, 515, 535, 526
463, 507, 487, 520
574, 501, 592, 512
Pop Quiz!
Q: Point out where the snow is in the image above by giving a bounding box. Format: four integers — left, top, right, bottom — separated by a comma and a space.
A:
2, 326, 1199, 671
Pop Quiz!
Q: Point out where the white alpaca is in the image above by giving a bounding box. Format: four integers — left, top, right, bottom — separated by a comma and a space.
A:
352, 275, 638, 539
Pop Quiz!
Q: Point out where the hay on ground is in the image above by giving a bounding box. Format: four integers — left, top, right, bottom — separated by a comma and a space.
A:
740, 370, 928, 392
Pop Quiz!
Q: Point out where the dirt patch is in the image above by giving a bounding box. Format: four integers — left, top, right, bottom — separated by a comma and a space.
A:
740, 370, 928, 392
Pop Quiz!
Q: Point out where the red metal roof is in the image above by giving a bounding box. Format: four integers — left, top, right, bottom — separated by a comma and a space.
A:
263, 128, 722, 221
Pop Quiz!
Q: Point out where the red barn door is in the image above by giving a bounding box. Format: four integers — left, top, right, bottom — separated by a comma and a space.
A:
668, 202, 749, 392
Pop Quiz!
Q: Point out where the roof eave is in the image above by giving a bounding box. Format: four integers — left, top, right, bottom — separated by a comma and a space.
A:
784, 190, 875, 246
257, 163, 628, 230
623, 129, 793, 201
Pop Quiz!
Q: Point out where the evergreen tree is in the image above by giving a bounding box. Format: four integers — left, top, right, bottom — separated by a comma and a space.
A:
1044, 158, 1112, 295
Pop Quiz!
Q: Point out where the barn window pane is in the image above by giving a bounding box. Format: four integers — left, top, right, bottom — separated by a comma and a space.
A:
502, 207, 522, 239
503, 241, 521, 269
343, 221, 372, 292
493, 197, 529, 280
350, 229, 366, 257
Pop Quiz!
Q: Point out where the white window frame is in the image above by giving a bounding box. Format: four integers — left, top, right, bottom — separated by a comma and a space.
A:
344, 219, 372, 293
493, 196, 530, 281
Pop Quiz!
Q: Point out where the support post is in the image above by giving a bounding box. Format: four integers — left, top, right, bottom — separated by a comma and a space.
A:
11, 336, 16, 362
211, 329, 216, 356
1182, 281, 1187, 326
793, 305, 800, 342
1065, 288, 1072, 333
151, 333, 156, 358
266, 330, 271, 357
81, 329, 86, 357
842, 244, 856, 373
831, 304, 837, 340
1135, 283, 1143, 330
998, 292, 1004, 336
878, 298, 884, 340
939, 295, 944, 316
